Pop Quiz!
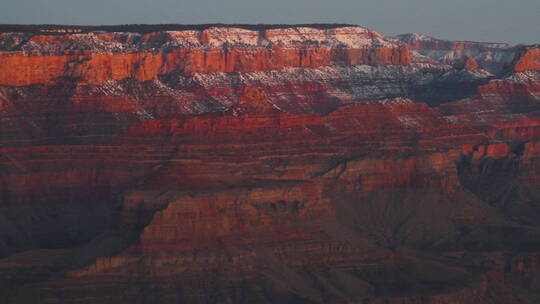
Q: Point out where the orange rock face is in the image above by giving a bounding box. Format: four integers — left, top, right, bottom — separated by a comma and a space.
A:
513, 46, 540, 72
0, 29, 411, 86
465, 57, 480, 70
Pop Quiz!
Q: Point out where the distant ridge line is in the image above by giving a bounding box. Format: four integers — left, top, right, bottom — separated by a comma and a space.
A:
396, 33, 511, 47
0, 23, 358, 34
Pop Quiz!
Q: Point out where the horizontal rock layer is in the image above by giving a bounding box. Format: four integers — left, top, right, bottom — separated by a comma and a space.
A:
0, 46, 411, 86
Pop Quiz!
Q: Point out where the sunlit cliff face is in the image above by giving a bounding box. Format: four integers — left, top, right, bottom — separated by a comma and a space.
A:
1, 25, 540, 303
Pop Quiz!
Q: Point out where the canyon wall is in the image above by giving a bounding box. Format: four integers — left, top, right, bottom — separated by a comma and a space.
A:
0, 27, 410, 86
0, 25, 540, 303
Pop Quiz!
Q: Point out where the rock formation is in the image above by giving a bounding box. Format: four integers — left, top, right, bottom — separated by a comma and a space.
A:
0, 24, 539, 303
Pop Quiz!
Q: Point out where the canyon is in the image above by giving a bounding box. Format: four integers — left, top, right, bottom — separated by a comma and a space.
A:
0, 24, 540, 303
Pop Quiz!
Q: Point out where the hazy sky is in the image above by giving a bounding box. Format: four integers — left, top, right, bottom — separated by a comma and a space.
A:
1, 0, 538, 45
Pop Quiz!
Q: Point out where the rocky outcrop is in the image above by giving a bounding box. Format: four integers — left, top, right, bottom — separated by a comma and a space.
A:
453, 57, 480, 71
512, 45, 540, 72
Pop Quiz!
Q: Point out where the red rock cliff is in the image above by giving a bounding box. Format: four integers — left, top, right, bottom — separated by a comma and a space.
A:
512, 45, 540, 72
0, 26, 411, 86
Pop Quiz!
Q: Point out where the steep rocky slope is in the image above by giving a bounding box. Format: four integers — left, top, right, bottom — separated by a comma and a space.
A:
0, 24, 540, 303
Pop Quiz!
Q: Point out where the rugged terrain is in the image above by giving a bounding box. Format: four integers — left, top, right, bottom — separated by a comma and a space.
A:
0, 24, 540, 303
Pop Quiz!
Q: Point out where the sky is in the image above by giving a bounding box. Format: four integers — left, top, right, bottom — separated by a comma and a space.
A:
1, 0, 538, 45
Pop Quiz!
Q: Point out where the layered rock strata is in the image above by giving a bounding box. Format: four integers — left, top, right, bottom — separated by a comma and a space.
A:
0, 25, 540, 303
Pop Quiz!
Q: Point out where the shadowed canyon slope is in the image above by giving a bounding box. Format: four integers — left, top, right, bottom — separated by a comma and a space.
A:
1, 24, 540, 303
